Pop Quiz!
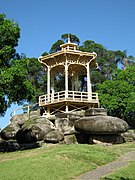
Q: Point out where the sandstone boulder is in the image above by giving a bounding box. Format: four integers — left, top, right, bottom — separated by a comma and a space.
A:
75, 116, 129, 134
85, 108, 107, 116
55, 118, 75, 135
44, 130, 64, 143
10, 113, 29, 126
121, 130, 135, 142
0, 140, 20, 152
1, 123, 20, 140
64, 134, 78, 144
16, 117, 55, 143
29, 110, 40, 119
89, 134, 125, 144
55, 112, 83, 121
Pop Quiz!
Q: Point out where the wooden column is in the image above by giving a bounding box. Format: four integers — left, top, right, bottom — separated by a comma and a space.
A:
72, 76, 75, 91
87, 63, 92, 101
65, 63, 68, 98
47, 66, 50, 103
51, 72, 55, 102
65, 61, 68, 112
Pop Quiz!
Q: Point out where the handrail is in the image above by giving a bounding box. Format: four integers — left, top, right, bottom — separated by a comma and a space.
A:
10, 103, 39, 118
39, 90, 99, 106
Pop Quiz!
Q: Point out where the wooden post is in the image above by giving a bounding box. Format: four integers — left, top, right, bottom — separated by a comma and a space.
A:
74, 73, 79, 91
47, 106, 50, 117
72, 76, 75, 91
65, 62, 68, 100
47, 67, 50, 102
87, 63, 92, 101
66, 104, 68, 113
52, 72, 54, 102
65, 60, 69, 112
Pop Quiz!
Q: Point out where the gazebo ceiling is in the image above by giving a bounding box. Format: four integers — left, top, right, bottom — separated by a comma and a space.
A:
51, 64, 87, 77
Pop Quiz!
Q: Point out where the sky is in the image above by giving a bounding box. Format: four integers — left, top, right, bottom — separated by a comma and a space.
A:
0, 0, 135, 129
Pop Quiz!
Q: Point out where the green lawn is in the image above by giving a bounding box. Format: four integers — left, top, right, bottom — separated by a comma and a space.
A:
0, 143, 135, 180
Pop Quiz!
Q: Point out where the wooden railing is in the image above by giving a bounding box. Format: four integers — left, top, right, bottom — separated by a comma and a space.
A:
10, 103, 39, 118
39, 90, 99, 106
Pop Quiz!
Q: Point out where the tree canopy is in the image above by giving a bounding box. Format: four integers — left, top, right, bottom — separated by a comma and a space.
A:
0, 14, 20, 115
96, 66, 135, 128
0, 14, 20, 68
0, 14, 46, 115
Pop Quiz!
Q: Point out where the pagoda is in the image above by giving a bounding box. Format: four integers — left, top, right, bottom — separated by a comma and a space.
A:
38, 35, 99, 116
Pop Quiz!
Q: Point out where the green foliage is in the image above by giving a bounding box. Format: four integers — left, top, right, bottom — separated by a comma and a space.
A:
0, 14, 20, 67
49, 33, 80, 54
112, 66, 135, 86
80, 40, 126, 85
41, 52, 48, 56
61, 33, 80, 45
0, 14, 21, 115
1, 59, 35, 105
96, 66, 135, 128
0, 14, 47, 115
49, 39, 64, 53
0, 56, 46, 115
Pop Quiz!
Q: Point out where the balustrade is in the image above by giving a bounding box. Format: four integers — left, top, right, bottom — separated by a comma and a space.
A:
39, 90, 99, 106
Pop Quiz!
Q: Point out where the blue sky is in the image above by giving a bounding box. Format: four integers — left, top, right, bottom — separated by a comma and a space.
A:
0, 0, 135, 129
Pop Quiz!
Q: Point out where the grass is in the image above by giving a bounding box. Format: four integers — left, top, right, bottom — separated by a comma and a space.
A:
102, 161, 135, 180
0, 143, 135, 180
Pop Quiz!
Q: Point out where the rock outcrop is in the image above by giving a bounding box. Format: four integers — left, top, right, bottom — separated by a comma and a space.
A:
16, 117, 55, 144
1, 123, 20, 140
74, 116, 128, 134
0, 108, 130, 152
44, 130, 64, 143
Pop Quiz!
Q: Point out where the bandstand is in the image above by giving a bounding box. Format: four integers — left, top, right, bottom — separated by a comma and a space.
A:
38, 36, 99, 116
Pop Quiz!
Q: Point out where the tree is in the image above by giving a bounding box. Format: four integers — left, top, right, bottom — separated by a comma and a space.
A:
122, 56, 135, 69
79, 40, 126, 89
26, 57, 47, 100
0, 14, 47, 116
61, 33, 80, 45
96, 66, 135, 128
0, 56, 47, 115
49, 33, 80, 53
0, 14, 20, 68
49, 40, 64, 54
0, 14, 20, 115
112, 66, 135, 86
1, 58, 35, 105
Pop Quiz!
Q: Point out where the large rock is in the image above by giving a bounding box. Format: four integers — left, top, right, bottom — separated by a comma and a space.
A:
55, 111, 84, 121
10, 113, 29, 126
29, 110, 40, 119
1, 123, 20, 140
85, 108, 107, 116
75, 133, 125, 144
89, 134, 125, 144
121, 130, 135, 142
10, 110, 41, 126
0, 140, 20, 152
75, 116, 129, 134
55, 118, 76, 135
44, 130, 64, 143
16, 117, 55, 143
64, 134, 78, 144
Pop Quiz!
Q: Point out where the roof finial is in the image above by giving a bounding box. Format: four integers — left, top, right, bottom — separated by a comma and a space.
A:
68, 33, 71, 43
